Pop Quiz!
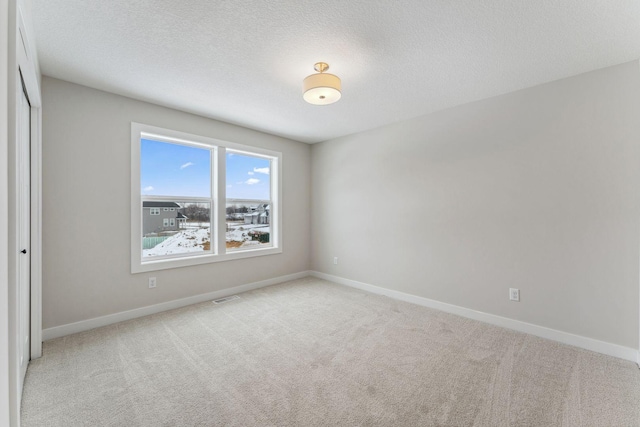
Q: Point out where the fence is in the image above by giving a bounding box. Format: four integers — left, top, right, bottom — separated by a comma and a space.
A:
142, 236, 171, 249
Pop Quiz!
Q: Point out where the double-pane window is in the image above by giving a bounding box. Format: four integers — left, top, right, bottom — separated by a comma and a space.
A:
131, 123, 281, 273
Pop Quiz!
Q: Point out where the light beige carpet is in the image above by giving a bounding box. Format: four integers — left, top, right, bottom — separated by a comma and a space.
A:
21, 277, 640, 426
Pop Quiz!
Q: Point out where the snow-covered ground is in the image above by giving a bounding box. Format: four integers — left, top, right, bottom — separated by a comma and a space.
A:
226, 223, 270, 246
143, 222, 271, 257
143, 227, 209, 258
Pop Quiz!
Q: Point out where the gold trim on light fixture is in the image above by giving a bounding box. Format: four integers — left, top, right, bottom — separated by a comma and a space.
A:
303, 62, 341, 105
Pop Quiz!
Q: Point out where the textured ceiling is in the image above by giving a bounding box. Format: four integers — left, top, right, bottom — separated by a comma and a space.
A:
32, 0, 640, 143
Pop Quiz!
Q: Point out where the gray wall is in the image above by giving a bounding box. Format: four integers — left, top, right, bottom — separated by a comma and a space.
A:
42, 77, 311, 329
311, 61, 640, 349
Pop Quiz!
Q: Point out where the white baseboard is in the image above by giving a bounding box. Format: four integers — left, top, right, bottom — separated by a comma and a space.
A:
43, 270, 639, 365
42, 271, 310, 341
310, 271, 640, 364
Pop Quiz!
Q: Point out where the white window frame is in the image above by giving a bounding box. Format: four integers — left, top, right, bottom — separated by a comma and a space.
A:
169, 218, 175, 227
163, 218, 169, 227
131, 122, 282, 273
150, 207, 160, 215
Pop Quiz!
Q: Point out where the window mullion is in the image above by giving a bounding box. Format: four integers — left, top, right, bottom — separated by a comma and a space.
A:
216, 146, 226, 255
142, 195, 211, 204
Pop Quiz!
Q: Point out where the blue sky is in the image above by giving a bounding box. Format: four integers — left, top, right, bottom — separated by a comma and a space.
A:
225, 151, 270, 200
141, 139, 270, 200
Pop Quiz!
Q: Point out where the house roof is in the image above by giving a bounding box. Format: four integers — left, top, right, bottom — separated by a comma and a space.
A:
176, 212, 187, 219
143, 201, 180, 208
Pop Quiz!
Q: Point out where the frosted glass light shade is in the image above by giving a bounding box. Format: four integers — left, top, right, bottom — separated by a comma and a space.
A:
303, 72, 341, 105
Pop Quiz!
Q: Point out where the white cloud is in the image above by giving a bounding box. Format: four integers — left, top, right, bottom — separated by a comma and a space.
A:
253, 167, 269, 175
227, 185, 232, 188
247, 171, 254, 175
245, 178, 260, 185
180, 162, 194, 170
142, 186, 154, 192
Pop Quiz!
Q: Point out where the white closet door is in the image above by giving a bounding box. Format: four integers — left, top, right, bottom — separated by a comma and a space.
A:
17, 76, 31, 393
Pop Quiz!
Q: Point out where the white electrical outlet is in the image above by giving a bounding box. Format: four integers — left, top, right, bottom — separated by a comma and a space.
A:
149, 277, 157, 289
509, 288, 519, 302
333, 257, 338, 265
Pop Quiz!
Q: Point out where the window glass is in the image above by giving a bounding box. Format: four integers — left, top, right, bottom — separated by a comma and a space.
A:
142, 201, 211, 259
140, 137, 213, 261
141, 139, 211, 198
225, 152, 272, 250
225, 152, 270, 200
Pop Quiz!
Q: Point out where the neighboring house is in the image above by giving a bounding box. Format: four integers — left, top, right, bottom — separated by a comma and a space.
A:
142, 201, 187, 235
244, 204, 270, 225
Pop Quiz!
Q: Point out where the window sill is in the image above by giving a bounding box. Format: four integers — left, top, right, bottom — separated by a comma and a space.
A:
132, 246, 282, 274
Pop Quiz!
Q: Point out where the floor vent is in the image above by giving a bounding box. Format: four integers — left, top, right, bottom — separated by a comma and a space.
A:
212, 295, 240, 305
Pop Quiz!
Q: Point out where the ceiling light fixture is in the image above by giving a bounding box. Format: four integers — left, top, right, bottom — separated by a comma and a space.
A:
303, 62, 341, 105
